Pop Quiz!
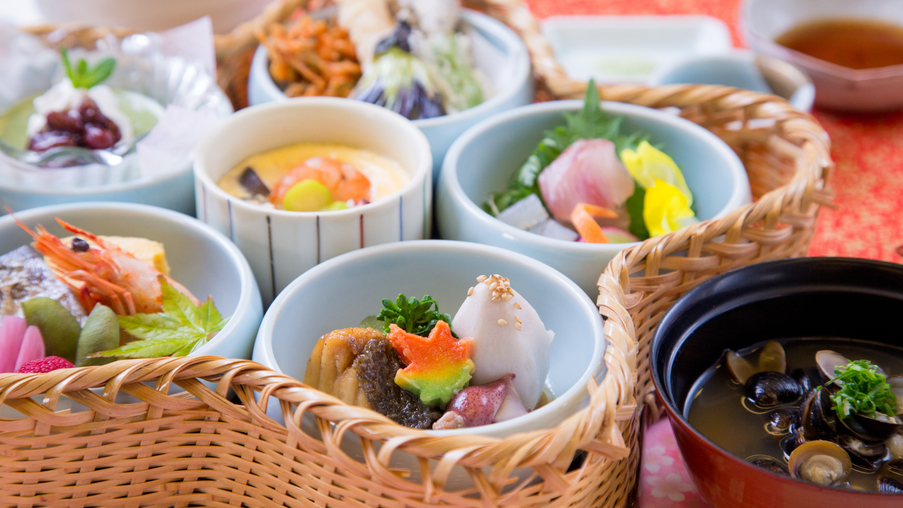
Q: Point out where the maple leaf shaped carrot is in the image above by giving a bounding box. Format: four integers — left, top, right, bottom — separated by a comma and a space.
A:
388, 321, 475, 407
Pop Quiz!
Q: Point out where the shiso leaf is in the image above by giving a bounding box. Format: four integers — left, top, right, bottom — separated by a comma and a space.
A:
90, 277, 228, 359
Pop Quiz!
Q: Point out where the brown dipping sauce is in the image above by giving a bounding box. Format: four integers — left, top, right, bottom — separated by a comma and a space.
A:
776, 18, 903, 70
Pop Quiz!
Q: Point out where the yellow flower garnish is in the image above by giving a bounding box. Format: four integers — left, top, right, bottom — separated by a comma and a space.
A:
644, 180, 698, 237
620, 141, 693, 206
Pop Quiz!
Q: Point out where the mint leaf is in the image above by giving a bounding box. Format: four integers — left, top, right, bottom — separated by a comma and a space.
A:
90, 277, 229, 359
59, 47, 116, 89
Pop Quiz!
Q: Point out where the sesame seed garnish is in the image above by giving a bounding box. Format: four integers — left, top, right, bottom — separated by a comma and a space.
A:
467, 286, 474, 296
498, 319, 507, 326
515, 316, 522, 324
477, 275, 487, 283
514, 302, 522, 309
515, 323, 522, 331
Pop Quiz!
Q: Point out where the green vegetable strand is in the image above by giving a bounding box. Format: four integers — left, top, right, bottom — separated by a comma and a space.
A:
822, 359, 898, 419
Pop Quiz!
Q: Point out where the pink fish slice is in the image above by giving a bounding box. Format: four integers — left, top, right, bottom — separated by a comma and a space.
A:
13, 326, 45, 373
0, 315, 28, 373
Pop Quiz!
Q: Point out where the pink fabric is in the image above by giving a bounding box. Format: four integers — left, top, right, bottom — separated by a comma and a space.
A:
639, 417, 709, 507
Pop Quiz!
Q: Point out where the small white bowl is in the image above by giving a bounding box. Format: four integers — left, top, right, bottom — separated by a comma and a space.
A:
253, 239, 606, 433
0, 202, 263, 361
742, 0, 903, 112
247, 9, 533, 179
649, 51, 815, 111
540, 14, 733, 84
437, 100, 751, 296
252, 239, 606, 488
194, 97, 432, 306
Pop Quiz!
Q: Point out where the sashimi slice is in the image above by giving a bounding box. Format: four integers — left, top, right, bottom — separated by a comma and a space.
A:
13, 326, 45, 373
0, 316, 28, 373
538, 139, 635, 224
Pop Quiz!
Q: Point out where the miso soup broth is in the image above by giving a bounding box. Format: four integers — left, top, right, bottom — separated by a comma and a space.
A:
686, 337, 903, 492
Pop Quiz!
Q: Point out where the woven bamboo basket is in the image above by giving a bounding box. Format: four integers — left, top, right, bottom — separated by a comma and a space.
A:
8, 0, 834, 506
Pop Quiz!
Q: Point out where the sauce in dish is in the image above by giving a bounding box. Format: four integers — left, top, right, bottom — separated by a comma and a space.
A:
776, 19, 903, 70
217, 143, 410, 211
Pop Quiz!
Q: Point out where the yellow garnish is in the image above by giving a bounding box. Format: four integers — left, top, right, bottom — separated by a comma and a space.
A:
620, 141, 693, 206
643, 180, 698, 237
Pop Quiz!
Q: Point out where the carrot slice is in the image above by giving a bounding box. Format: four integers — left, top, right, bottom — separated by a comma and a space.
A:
571, 203, 618, 244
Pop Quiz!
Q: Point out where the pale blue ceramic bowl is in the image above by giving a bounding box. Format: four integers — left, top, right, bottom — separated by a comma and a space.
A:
247, 9, 533, 180
0, 202, 263, 361
437, 100, 752, 297
252, 239, 606, 438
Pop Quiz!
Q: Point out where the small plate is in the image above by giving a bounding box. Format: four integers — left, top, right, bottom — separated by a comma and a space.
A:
540, 15, 733, 84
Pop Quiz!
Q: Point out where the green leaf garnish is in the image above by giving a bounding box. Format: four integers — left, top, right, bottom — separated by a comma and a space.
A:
89, 277, 228, 359
485, 79, 648, 236
822, 360, 898, 420
624, 181, 650, 240
60, 47, 116, 89
376, 294, 454, 337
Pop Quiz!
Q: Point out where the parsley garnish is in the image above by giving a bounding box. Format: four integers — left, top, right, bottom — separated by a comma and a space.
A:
89, 277, 228, 359
377, 294, 453, 337
484, 80, 648, 237
822, 359, 898, 420
60, 47, 116, 89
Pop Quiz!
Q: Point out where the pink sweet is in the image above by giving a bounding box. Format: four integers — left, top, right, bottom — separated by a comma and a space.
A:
436, 374, 529, 429
538, 139, 636, 225
13, 326, 45, 374
0, 316, 28, 373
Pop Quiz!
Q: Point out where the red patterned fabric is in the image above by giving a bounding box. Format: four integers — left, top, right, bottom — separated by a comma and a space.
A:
527, 0, 903, 261
525, 1, 903, 505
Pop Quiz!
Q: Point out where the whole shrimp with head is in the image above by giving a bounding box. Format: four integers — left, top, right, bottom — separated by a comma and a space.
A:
13, 216, 198, 316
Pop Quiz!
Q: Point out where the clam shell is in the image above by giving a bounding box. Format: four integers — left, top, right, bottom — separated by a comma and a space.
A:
788, 440, 852, 486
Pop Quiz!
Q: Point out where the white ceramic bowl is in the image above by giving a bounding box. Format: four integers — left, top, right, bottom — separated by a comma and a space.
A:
742, 0, 903, 112
253, 239, 607, 435
0, 202, 263, 361
437, 100, 751, 297
252, 239, 606, 489
649, 51, 815, 111
194, 97, 432, 306
248, 9, 533, 179
34, 0, 271, 34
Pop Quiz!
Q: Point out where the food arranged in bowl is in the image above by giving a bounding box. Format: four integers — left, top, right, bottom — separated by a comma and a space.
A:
689, 340, 903, 492
253, 240, 606, 439
0, 25, 232, 215
652, 258, 903, 507
248, 1, 532, 177
258, 0, 487, 120
1, 49, 161, 162
437, 88, 750, 295
0, 203, 263, 368
486, 82, 698, 244
304, 273, 554, 430
194, 97, 432, 305
218, 143, 409, 212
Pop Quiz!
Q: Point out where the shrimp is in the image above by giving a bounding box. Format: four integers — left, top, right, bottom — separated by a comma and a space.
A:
269, 156, 372, 206
14, 216, 199, 316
